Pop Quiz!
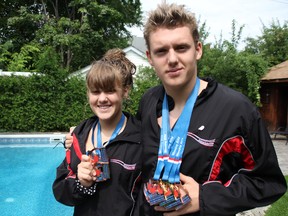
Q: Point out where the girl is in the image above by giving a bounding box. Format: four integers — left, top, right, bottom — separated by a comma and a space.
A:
53, 49, 142, 216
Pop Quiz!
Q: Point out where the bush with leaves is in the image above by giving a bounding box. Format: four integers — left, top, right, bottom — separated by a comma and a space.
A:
124, 66, 160, 115
0, 72, 92, 132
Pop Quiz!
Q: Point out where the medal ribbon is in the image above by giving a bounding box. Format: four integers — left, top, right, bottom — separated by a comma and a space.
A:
91, 113, 125, 148
153, 77, 200, 183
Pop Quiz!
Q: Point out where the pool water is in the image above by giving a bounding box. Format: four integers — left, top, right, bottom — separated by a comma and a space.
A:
0, 146, 74, 216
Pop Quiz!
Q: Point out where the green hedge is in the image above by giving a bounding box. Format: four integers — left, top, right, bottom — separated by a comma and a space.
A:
0, 74, 92, 132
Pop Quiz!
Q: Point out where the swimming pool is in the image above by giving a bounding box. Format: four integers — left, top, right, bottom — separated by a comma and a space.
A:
0, 134, 74, 216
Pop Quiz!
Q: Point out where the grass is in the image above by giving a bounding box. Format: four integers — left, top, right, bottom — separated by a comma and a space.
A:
265, 175, 288, 216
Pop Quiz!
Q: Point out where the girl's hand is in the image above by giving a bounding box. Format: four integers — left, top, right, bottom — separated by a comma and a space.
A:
77, 155, 96, 187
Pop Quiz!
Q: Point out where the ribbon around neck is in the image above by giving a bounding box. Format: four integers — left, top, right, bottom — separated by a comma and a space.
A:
91, 113, 125, 148
153, 77, 200, 183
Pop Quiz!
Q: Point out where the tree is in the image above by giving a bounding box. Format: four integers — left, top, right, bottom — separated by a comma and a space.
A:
199, 19, 268, 105
244, 20, 288, 66
0, 0, 36, 44
0, 0, 142, 72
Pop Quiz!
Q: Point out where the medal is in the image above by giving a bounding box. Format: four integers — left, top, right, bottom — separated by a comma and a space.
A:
87, 113, 125, 182
144, 180, 166, 205
87, 147, 110, 182
144, 180, 190, 210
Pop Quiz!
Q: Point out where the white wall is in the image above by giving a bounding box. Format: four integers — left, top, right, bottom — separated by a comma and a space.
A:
0, 70, 36, 77
124, 50, 151, 72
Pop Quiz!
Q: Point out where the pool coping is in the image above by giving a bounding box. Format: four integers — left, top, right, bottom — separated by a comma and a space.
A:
0, 132, 67, 147
0, 132, 66, 137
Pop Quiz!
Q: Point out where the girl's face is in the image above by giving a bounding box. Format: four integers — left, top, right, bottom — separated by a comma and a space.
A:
88, 84, 127, 123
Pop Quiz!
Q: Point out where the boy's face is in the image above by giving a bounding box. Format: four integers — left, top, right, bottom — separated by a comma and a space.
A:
146, 26, 202, 91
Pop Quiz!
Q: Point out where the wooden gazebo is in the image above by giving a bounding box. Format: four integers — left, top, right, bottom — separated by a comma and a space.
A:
259, 60, 288, 131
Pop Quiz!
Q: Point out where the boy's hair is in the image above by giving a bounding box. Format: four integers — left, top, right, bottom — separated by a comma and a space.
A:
86, 48, 136, 93
144, 2, 199, 50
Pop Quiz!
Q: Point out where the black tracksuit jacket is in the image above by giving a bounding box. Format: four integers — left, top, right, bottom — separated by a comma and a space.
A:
53, 112, 142, 216
133, 78, 287, 216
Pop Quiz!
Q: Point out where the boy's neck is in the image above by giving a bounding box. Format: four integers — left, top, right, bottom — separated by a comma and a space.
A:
166, 79, 208, 117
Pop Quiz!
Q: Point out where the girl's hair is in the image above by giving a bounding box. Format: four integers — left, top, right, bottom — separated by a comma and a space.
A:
86, 48, 136, 93
143, 2, 199, 50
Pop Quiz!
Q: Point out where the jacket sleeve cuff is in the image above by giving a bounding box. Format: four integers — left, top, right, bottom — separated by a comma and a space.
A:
75, 179, 97, 195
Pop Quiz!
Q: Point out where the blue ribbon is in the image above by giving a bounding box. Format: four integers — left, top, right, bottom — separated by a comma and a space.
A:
153, 77, 200, 183
91, 113, 125, 148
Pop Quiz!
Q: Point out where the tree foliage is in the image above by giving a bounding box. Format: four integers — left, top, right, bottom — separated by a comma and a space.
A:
0, 0, 142, 72
124, 66, 161, 115
244, 20, 288, 67
198, 19, 288, 105
0, 0, 143, 132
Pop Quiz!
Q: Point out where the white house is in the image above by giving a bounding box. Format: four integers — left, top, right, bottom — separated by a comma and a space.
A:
124, 36, 150, 70
70, 37, 150, 79
0, 69, 36, 77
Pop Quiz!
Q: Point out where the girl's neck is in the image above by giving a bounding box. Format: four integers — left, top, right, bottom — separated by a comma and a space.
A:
98, 112, 123, 133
